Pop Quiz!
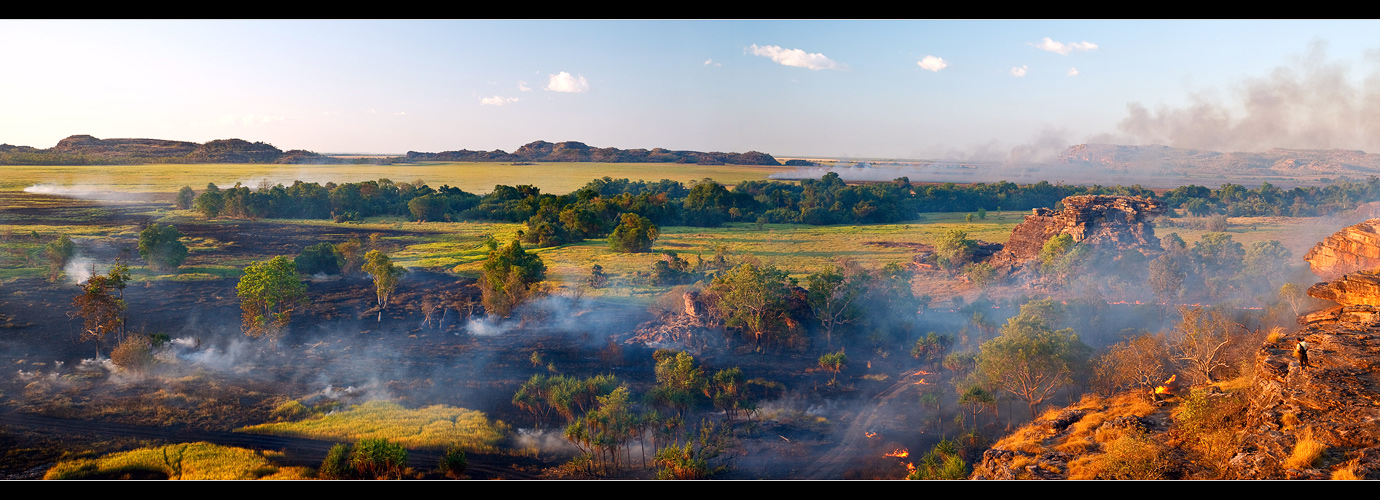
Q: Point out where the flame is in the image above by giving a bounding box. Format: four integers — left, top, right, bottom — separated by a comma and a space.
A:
885, 449, 909, 458
912, 370, 932, 376
913, 378, 930, 385
1153, 374, 1177, 395
865, 432, 878, 439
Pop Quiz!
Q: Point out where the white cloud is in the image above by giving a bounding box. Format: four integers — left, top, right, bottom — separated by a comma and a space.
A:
544, 72, 590, 93
704, 59, 721, 67
1030, 37, 1098, 55
480, 95, 520, 106
917, 55, 947, 72
518, 81, 531, 92
393, 111, 406, 116
1011, 65, 1028, 77
747, 44, 848, 71
1067, 67, 1079, 77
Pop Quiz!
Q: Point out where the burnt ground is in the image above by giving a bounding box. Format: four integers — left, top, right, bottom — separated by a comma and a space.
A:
0, 192, 952, 480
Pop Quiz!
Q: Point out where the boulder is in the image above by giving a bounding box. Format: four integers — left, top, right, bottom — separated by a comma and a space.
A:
1303, 219, 1380, 280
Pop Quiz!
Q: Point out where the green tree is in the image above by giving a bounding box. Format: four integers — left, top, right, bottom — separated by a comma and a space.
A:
710, 263, 792, 347
934, 229, 977, 271
43, 234, 75, 282
1148, 254, 1186, 303
138, 224, 188, 272
479, 239, 547, 317
1241, 240, 1292, 288
608, 213, 658, 253
193, 183, 223, 218
907, 438, 969, 480
70, 263, 130, 357
805, 265, 866, 348
362, 250, 406, 322
295, 242, 343, 276
649, 350, 708, 418
977, 298, 1089, 419
819, 349, 847, 385
175, 186, 196, 210
237, 256, 309, 343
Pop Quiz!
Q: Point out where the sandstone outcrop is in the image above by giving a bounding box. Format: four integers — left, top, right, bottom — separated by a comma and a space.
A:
1303, 219, 1380, 280
989, 195, 1166, 267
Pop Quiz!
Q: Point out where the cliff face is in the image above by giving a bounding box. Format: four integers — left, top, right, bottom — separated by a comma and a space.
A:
989, 195, 1166, 266
1303, 219, 1380, 281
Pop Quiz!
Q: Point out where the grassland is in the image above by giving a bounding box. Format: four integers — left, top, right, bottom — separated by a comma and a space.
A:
43, 442, 313, 480
0, 161, 790, 194
237, 400, 508, 452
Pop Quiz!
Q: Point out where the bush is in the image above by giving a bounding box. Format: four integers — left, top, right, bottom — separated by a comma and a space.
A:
295, 242, 343, 275
110, 335, 154, 373
319, 443, 353, 479
351, 438, 408, 479
138, 223, 188, 272
608, 213, 658, 253
1094, 433, 1175, 479
438, 446, 467, 479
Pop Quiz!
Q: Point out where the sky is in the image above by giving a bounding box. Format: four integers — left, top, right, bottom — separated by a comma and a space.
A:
5, 20, 1380, 161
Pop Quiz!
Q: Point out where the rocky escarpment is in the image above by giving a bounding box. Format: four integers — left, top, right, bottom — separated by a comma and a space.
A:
1230, 320, 1380, 478
406, 140, 782, 165
1, 135, 339, 165
1303, 219, 1380, 281
989, 195, 1166, 267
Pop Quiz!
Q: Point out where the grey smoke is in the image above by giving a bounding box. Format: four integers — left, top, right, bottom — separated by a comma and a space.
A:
1119, 41, 1380, 153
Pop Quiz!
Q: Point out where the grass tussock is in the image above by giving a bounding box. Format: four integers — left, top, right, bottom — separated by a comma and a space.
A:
44, 442, 311, 480
1284, 428, 1327, 470
1070, 433, 1175, 480
1266, 326, 1284, 344
1332, 458, 1361, 480
237, 400, 508, 451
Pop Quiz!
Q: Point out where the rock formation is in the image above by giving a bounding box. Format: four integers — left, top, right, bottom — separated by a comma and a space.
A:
989, 195, 1166, 267
1303, 219, 1380, 280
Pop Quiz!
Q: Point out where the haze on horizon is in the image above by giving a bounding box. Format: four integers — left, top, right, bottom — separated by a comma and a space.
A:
6, 20, 1380, 163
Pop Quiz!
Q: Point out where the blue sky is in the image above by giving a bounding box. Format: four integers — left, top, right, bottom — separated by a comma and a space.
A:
5, 20, 1380, 161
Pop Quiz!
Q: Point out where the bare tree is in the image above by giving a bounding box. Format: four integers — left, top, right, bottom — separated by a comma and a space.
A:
1094, 332, 1173, 399
1170, 307, 1234, 384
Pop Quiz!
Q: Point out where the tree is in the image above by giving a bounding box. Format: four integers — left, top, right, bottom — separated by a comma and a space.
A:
912, 332, 954, 370
237, 256, 309, 343
934, 229, 977, 271
480, 239, 547, 317
805, 264, 866, 347
1093, 333, 1173, 399
44, 234, 75, 282
138, 223, 188, 272
1148, 254, 1186, 303
1170, 307, 1235, 385
362, 250, 406, 322
710, 263, 792, 347
1241, 240, 1292, 288
193, 183, 223, 218
70, 263, 130, 356
295, 242, 343, 276
175, 186, 196, 210
977, 298, 1089, 419
819, 349, 847, 385
608, 213, 658, 253
649, 350, 707, 418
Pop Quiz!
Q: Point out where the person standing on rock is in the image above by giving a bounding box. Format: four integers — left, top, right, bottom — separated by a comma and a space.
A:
1295, 340, 1311, 369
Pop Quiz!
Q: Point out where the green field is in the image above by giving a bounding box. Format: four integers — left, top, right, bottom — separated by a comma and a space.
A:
0, 161, 790, 194
44, 442, 312, 480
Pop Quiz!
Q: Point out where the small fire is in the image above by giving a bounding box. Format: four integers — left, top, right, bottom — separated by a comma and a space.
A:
1153, 374, 1177, 396
885, 449, 909, 458
913, 378, 930, 385
912, 370, 932, 376
865, 432, 878, 439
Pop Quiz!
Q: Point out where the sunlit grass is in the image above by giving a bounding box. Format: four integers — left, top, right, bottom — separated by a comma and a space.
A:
0, 162, 790, 195
237, 400, 508, 452
1283, 428, 1327, 470
44, 442, 312, 480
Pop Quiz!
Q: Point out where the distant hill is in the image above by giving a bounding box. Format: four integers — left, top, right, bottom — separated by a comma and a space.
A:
0, 135, 348, 165
1057, 144, 1380, 178
406, 140, 782, 165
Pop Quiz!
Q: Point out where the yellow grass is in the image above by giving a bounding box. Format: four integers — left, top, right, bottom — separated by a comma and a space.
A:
1284, 428, 1327, 470
1281, 412, 1300, 431
1332, 459, 1361, 480
0, 162, 790, 195
44, 442, 311, 480
237, 400, 507, 451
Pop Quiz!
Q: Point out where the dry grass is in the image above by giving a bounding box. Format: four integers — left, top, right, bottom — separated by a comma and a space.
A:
1266, 326, 1284, 344
1332, 458, 1361, 480
237, 400, 507, 452
44, 442, 312, 480
1284, 428, 1327, 470
1281, 412, 1300, 430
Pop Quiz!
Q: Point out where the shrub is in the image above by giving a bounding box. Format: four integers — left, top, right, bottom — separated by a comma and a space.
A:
350, 438, 408, 479
1093, 433, 1175, 479
319, 443, 353, 479
110, 335, 154, 373
295, 242, 343, 275
138, 223, 188, 272
438, 446, 467, 479
608, 213, 658, 253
